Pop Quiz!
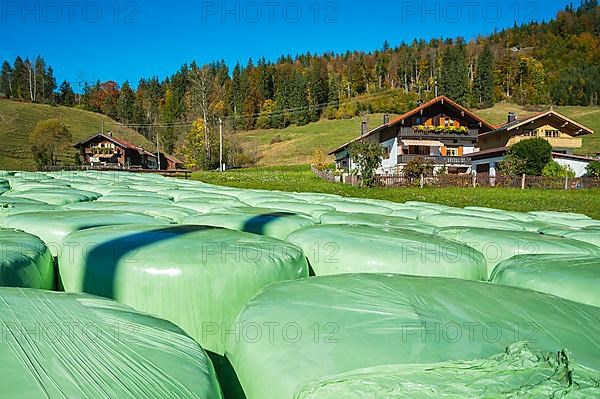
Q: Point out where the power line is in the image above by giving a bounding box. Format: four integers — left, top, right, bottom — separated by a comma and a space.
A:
113, 90, 406, 129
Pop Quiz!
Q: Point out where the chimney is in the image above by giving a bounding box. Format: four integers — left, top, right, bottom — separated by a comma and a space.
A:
508, 112, 517, 123
361, 120, 368, 135
383, 114, 390, 124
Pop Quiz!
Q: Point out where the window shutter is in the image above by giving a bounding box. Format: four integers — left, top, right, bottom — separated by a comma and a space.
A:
440, 147, 447, 156
458, 146, 464, 156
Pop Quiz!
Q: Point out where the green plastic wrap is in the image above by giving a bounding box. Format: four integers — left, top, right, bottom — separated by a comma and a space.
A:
0, 287, 223, 398
183, 209, 317, 240
316, 200, 393, 215
175, 197, 247, 213
404, 201, 452, 211
2, 188, 100, 205
418, 213, 526, 231
463, 206, 535, 222
562, 229, 600, 247
435, 227, 600, 277
0, 228, 54, 289
1, 210, 164, 256
490, 254, 600, 307
97, 194, 173, 205
0, 179, 9, 194
388, 208, 427, 219
319, 211, 437, 235
58, 224, 309, 355
442, 208, 520, 221
63, 202, 197, 224
1, 199, 57, 221
226, 274, 600, 399
529, 211, 591, 220
250, 201, 334, 218
287, 225, 486, 279
294, 342, 600, 399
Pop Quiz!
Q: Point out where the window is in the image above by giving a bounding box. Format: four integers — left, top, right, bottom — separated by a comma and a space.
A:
444, 117, 453, 127
446, 147, 459, 156
382, 145, 391, 159
545, 129, 559, 138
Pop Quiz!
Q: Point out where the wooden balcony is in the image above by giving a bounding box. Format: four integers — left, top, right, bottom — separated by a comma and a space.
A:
508, 136, 582, 148
398, 154, 471, 166
399, 126, 479, 139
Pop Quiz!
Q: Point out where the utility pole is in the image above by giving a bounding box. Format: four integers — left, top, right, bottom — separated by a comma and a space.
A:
219, 118, 224, 172
156, 130, 161, 170
101, 121, 104, 134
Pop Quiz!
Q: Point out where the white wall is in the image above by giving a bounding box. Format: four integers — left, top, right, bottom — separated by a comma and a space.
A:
471, 156, 505, 177
379, 137, 398, 172
462, 146, 475, 155
554, 157, 589, 177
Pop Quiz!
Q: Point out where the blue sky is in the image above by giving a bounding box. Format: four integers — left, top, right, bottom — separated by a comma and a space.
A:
0, 0, 573, 86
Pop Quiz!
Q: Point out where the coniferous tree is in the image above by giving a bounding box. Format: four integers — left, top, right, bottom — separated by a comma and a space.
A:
58, 81, 75, 106
0, 61, 12, 98
117, 81, 135, 122
440, 45, 470, 105
473, 44, 495, 108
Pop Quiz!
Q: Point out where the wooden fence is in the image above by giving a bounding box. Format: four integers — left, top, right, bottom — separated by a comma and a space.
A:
374, 173, 600, 190
311, 166, 338, 183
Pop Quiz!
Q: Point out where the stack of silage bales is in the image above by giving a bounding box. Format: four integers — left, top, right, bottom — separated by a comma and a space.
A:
0, 168, 599, 398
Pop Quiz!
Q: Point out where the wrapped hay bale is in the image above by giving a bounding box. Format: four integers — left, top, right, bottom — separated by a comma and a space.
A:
436, 227, 600, 278
562, 229, 600, 248
287, 224, 486, 280
58, 224, 308, 355
0, 288, 222, 398
316, 200, 393, 215
2, 187, 100, 205
319, 211, 437, 235
418, 213, 526, 231
490, 254, 600, 307
1, 210, 164, 256
183, 208, 317, 240
0, 229, 54, 289
251, 201, 334, 218
226, 274, 600, 399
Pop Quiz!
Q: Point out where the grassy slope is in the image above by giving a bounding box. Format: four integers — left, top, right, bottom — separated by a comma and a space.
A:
238, 114, 393, 166
192, 165, 600, 219
0, 99, 154, 170
238, 103, 600, 167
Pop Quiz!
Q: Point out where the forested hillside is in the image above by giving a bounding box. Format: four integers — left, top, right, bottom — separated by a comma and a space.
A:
1, 1, 599, 168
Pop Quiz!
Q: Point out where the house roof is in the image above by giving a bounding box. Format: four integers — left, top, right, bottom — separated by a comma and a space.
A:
551, 152, 598, 162
464, 146, 508, 160
74, 133, 156, 158
480, 111, 594, 138
158, 152, 184, 165
328, 96, 496, 155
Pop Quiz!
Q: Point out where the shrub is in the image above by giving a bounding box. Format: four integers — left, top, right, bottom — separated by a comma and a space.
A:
586, 161, 600, 177
497, 154, 527, 177
348, 141, 383, 187
29, 119, 73, 169
311, 148, 329, 171
508, 138, 552, 175
542, 161, 576, 178
403, 157, 435, 178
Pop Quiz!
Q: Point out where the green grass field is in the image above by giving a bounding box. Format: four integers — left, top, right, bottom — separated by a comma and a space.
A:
192, 165, 600, 219
0, 99, 154, 170
238, 114, 393, 166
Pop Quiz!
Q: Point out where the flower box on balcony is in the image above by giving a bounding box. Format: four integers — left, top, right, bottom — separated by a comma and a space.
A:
414, 125, 469, 135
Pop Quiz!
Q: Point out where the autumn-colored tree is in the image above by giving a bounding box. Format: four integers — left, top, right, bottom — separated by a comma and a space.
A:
29, 119, 73, 169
